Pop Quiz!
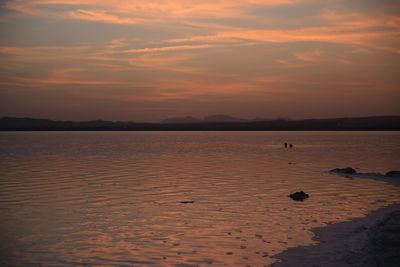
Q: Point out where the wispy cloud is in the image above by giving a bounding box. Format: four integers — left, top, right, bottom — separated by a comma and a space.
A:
67, 9, 142, 25
4, 0, 304, 24
0, 47, 25, 55
165, 26, 399, 53
294, 49, 324, 62
114, 44, 215, 54
4, 1, 399, 53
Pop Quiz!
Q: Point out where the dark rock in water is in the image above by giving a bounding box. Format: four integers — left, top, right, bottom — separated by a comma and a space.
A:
289, 191, 309, 201
330, 167, 357, 174
386, 170, 400, 177
179, 200, 194, 204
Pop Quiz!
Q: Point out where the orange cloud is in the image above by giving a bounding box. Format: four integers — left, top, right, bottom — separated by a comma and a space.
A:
165, 27, 399, 54
5, 0, 304, 24
68, 9, 142, 25
5, 0, 399, 55
0, 47, 25, 55
115, 44, 215, 54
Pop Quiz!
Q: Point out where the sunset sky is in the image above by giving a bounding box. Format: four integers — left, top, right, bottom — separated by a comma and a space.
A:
0, 0, 399, 122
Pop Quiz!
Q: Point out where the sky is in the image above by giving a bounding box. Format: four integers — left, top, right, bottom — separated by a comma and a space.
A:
0, 0, 399, 122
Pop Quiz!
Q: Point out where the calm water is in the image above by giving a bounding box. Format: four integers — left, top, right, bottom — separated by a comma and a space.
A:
0, 131, 399, 266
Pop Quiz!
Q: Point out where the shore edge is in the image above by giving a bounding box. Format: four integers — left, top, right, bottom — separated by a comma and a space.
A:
272, 203, 400, 267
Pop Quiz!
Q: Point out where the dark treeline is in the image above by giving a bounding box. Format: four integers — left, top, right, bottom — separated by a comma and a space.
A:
1, 116, 399, 131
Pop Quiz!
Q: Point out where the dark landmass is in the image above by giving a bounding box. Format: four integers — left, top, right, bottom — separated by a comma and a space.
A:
1, 115, 400, 131
160, 116, 202, 124
203, 114, 247, 123
160, 114, 247, 124
272, 204, 400, 267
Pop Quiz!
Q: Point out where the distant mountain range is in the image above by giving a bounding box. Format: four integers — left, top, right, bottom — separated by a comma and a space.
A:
1, 115, 399, 131
160, 116, 203, 124
160, 115, 247, 124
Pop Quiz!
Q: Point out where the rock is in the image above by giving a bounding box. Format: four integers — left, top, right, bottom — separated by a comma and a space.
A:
330, 167, 357, 174
289, 191, 309, 201
179, 200, 194, 204
386, 170, 400, 177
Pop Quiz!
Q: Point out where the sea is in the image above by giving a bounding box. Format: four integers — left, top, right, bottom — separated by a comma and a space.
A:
0, 131, 399, 266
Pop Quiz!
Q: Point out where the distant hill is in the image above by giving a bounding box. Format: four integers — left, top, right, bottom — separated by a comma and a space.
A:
160, 116, 202, 124
161, 114, 247, 123
1, 116, 400, 131
204, 115, 247, 123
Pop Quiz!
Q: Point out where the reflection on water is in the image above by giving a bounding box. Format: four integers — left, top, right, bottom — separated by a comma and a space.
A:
0, 131, 399, 266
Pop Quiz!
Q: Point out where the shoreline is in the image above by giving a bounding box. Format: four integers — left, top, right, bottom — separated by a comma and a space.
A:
272, 203, 400, 267
328, 169, 400, 187
350, 174, 400, 187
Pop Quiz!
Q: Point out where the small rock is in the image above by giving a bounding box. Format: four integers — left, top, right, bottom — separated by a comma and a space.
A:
289, 191, 309, 201
330, 167, 357, 174
206, 259, 213, 264
179, 200, 194, 204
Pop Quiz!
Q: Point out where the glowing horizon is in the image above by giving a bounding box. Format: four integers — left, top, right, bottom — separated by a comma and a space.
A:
1, 0, 399, 122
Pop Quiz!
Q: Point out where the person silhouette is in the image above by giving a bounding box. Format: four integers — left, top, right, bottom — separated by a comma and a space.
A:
284, 142, 288, 148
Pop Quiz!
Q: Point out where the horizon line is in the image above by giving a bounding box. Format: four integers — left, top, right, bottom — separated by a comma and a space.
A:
2, 114, 400, 124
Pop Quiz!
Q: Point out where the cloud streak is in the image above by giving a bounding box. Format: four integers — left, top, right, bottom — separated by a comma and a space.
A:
67, 9, 142, 25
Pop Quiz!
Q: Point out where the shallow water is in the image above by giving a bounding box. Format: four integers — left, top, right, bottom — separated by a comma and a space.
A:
0, 131, 399, 266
